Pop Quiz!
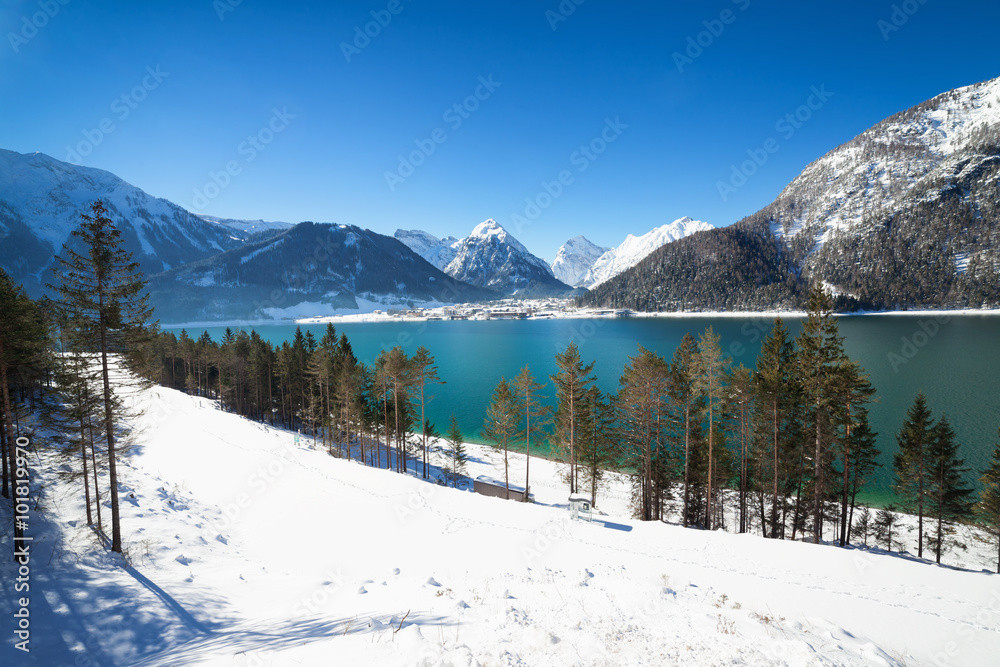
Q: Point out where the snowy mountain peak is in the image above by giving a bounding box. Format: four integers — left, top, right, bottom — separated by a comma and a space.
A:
444, 219, 569, 295
550, 236, 610, 287
580, 217, 714, 289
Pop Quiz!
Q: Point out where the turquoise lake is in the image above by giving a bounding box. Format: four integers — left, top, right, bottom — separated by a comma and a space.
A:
167, 314, 1000, 501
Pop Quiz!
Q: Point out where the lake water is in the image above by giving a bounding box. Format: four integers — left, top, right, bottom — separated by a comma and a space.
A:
167, 314, 1000, 501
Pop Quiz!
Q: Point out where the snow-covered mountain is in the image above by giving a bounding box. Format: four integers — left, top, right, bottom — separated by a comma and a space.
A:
443, 219, 572, 296
584, 76, 1000, 311
580, 217, 714, 288
0, 149, 246, 296
147, 222, 497, 323
393, 229, 462, 271
550, 235, 610, 287
195, 214, 295, 236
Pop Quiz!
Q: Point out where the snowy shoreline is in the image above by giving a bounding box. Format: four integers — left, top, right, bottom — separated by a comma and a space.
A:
159, 306, 1000, 329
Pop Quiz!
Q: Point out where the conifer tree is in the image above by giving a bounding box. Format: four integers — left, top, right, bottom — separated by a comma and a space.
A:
693, 327, 730, 530
978, 428, 1000, 573
874, 505, 900, 552
483, 378, 518, 498
411, 346, 444, 479
846, 412, 880, 543
551, 342, 596, 494
618, 346, 669, 521
514, 365, 550, 500
53, 200, 153, 554
924, 415, 974, 564
669, 333, 700, 526
753, 318, 797, 539
727, 364, 754, 534
851, 505, 873, 547
796, 286, 847, 544
579, 386, 615, 510
445, 413, 468, 488
893, 391, 935, 559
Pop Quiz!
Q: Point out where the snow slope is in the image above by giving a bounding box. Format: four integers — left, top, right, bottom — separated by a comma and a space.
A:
581, 217, 715, 288
4, 377, 1000, 666
550, 236, 610, 287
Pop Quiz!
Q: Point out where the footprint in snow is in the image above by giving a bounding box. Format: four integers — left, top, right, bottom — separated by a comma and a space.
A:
425, 577, 441, 587
358, 586, 368, 594
174, 554, 192, 566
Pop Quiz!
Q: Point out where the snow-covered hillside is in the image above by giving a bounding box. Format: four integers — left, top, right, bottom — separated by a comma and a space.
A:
6, 377, 1000, 666
773, 76, 1000, 266
581, 217, 715, 288
550, 236, 610, 287
0, 149, 245, 296
393, 229, 462, 270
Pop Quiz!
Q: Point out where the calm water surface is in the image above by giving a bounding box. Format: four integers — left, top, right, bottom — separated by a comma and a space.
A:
167, 315, 1000, 500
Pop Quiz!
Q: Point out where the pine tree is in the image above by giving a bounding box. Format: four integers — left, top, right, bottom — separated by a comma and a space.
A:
836, 362, 876, 547
978, 428, 1000, 573
514, 365, 550, 501
846, 412, 880, 544
618, 346, 669, 521
727, 364, 754, 534
893, 392, 935, 559
483, 378, 518, 498
411, 346, 444, 479
796, 286, 847, 544
693, 327, 730, 530
924, 415, 974, 564
851, 505, 873, 547
0, 269, 46, 513
669, 333, 700, 527
874, 505, 900, 552
579, 386, 615, 510
753, 318, 797, 539
550, 342, 596, 494
445, 414, 468, 488
52, 200, 153, 554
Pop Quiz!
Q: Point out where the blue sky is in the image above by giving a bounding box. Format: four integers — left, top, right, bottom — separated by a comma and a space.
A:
2, 0, 999, 261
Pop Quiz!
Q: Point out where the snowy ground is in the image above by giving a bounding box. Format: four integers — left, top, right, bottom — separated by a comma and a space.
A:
3, 381, 1000, 666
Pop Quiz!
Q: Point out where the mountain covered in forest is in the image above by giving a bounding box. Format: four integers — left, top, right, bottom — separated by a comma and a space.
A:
0, 149, 247, 297
583, 77, 1000, 312
398, 219, 572, 296
146, 221, 497, 323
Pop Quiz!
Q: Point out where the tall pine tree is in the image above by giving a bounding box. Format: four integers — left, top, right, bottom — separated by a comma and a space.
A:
53, 200, 153, 554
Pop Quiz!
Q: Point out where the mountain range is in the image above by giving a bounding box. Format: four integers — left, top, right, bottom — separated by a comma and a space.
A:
584, 76, 1000, 311
0, 148, 246, 297
3, 76, 998, 319
395, 220, 572, 297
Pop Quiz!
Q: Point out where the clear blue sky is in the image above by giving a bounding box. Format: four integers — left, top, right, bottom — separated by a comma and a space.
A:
2, 0, 998, 261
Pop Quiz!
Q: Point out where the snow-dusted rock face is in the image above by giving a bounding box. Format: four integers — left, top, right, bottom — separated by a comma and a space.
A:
0, 148, 245, 296
196, 215, 295, 236
393, 229, 461, 270
443, 219, 570, 295
550, 236, 610, 287
581, 217, 714, 288
770, 76, 1000, 271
